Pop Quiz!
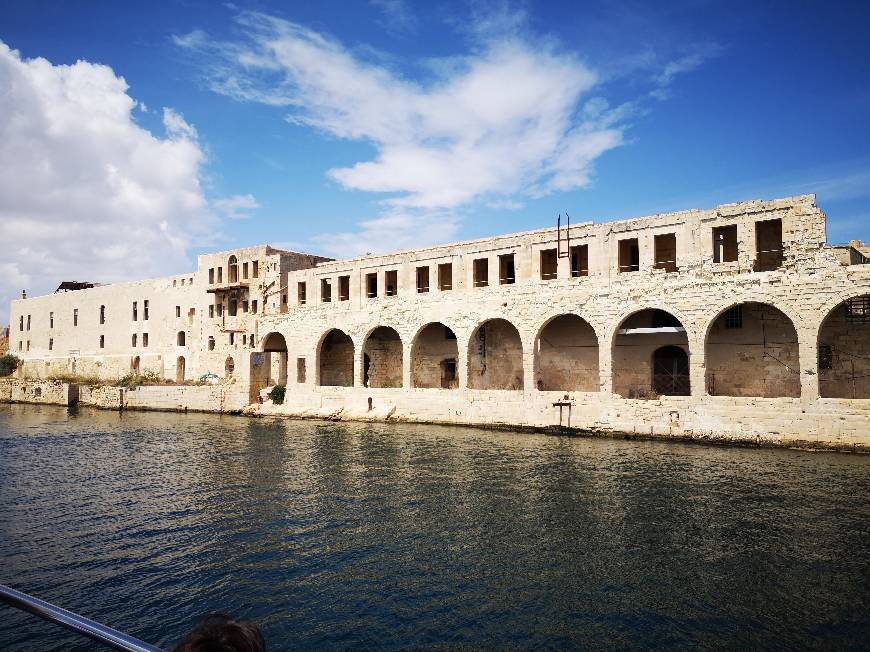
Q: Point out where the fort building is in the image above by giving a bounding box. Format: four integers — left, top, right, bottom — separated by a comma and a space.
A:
6, 194, 870, 450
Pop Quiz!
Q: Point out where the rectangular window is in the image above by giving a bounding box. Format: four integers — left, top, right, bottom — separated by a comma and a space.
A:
50, 312, 54, 328
724, 305, 743, 329
366, 272, 378, 298
499, 253, 516, 284
713, 225, 738, 263
294, 357, 305, 383
298, 282, 307, 305
252, 260, 259, 278
570, 244, 588, 277
99, 335, 105, 348
132, 302, 137, 321
540, 248, 558, 280
242, 334, 247, 346
144, 300, 149, 320
229, 332, 235, 345
385, 270, 398, 296
242, 262, 249, 279
49, 338, 53, 351
132, 334, 137, 347
19, 316, 23, 331
18, 341, 22, 351
818, 344, 833, 370
251, 300, 258, 313
438, 263, 453, 291
209, 268, 214, 284
216, 303, 223, 317
74, 308, 78, 327
654, 233, 678, 272
26, 315, 31, 331
229, 298, 238, 316
176, 305, 181, 318
618, 238, 640, 272
754, 219, 783, 271
143, 333, 149, 347
473, 258, 489, 287
209, 304, 214, 318
282, 294, 287, 306
242, 300, 249, 313
416, 266, 430, 293
217, 267, 223, 283
26, 340, 30, 352
98, 307, 104, 325
321, 278, 332, 302
338, 275, 350, 301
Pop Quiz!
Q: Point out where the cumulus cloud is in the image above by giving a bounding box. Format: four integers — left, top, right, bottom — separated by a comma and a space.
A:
175, 10, 627, 254
0, 41, 215, 323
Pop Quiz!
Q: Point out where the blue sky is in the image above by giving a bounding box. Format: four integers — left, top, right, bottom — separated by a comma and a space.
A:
1, 0, 869, 320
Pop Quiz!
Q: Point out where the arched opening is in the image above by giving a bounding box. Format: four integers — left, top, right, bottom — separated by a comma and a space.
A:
362, 326, 403, 388
706, 302, 799, 397
411, 323, 458, 388
613, 309, 689, 398
652, 346, 690, 396
131, 356, 140, 374
468, 319, 523, 390
177, 331, 186, 346
261, 332, 288, 386
535, 314, 599, 391
228, 255, 238, 284
318, 329, 354, 386
208, 336, 215, 351
818, 295, 870, 398
176, 356, 186, 383
225, 356, 235, 377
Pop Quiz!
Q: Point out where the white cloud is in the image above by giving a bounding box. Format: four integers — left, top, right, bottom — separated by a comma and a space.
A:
650, 42, 723, 100
175, 10, 628, 254
213, 193, 260, 219
370, 0, 417, 34
0, 41, 215, 323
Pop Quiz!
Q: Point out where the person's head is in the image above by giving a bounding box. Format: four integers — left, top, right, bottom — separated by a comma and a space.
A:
172, 613, 265, 652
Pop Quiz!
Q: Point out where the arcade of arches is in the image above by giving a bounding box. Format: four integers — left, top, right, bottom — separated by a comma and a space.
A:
263, 296, 870, 400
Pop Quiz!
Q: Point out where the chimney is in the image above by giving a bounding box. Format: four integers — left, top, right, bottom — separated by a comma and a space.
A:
21, 289, 27, 299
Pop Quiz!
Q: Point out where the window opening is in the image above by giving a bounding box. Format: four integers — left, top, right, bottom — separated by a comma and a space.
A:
618, 238, 640, 272
754, 219, 783, 271
570, 244, 588, 277
499, 253, 516, 284
416, 266, 430, 293
473, 258, 489, 287
366, 273, 378, 298
540, 249, 558, 280
321, 278, 332, 302
385, 270, 398, 296
713, 225, 739, 263
438, 263, 453, 290
654, 233, 678, 272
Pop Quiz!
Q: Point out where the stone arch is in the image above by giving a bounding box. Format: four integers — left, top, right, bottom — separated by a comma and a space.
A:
261, 331, 288, 386
411, 322, 459, 389
612, 308, 689, 398
362, 326, 403, 388
818, 294, 870, 398
705, 302, 800, 397
176, 356, 186, 383
534, 313, 599, 391
318, 329, 354, 386
468, 318, 524, 390
228, 255, 238, 283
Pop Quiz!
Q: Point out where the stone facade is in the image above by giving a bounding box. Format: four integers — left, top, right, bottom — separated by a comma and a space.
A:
7, 194, 870, 450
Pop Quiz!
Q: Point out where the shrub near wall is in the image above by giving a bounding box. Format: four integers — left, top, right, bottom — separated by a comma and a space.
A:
0, 354, 20, 377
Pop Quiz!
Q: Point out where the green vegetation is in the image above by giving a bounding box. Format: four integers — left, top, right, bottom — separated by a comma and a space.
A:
118, 370, 163, 388
0, 354, 20, 377
268, 385, 286, 404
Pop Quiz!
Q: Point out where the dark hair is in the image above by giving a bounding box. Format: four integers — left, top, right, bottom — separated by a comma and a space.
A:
172, 613, 265, 652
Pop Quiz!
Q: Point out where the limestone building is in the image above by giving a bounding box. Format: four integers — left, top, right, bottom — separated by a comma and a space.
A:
7, 194, 870, 449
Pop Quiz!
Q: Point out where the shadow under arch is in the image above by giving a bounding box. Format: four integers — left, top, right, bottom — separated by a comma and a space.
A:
411, 322, 458, 389
705, 301, 800, 397
818, 294, 870, 398
534, 313, 599, 391
362, 326, 403, 388
468, 318, 523, 390
318, 328, 354, 387
612, 308, 689, 397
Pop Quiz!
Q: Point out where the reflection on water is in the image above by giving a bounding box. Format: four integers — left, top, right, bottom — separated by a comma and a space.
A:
1, 404, 869, 650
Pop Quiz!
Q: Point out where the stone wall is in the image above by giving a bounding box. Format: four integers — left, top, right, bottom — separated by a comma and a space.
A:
1, 379, 74, 405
